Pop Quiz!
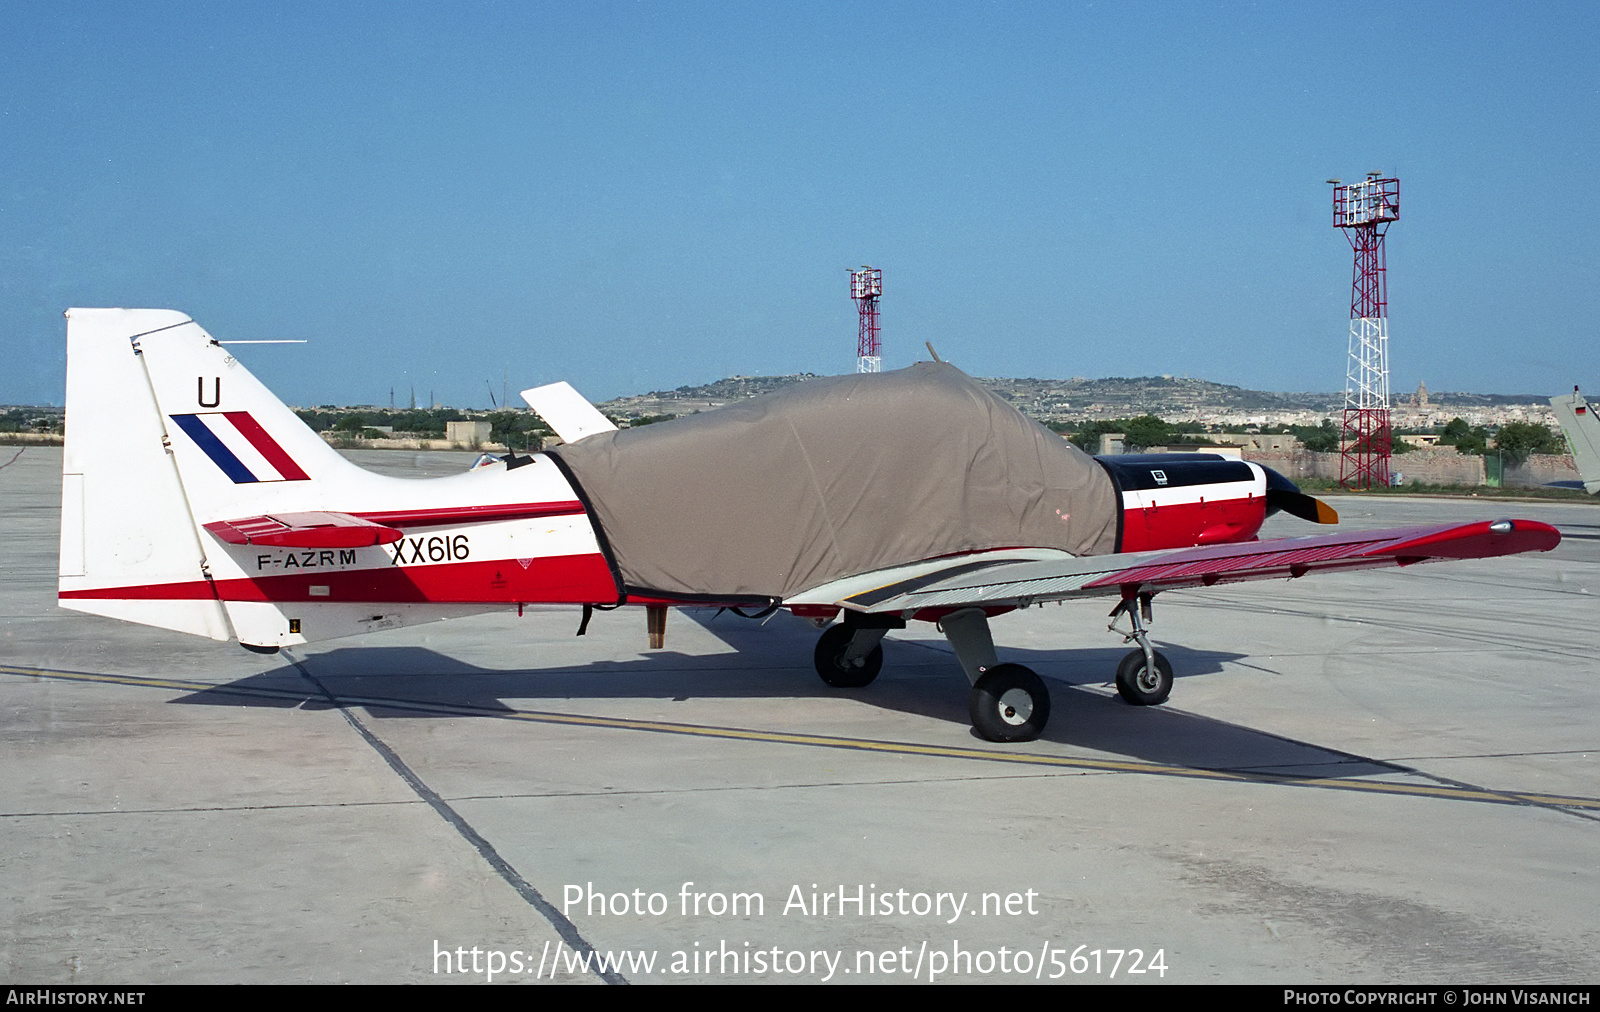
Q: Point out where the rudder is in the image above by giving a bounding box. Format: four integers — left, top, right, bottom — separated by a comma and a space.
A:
58, 309, 374, 641
59, 309, 231, 638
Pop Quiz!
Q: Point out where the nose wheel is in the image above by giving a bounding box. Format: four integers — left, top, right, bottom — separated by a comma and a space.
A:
1109, 591, 1174, 706
1114, 648, 1172, 705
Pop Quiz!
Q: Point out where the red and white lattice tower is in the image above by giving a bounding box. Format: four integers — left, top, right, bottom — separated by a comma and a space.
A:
1331, 175, 1399, 490
850, 266, 882, 373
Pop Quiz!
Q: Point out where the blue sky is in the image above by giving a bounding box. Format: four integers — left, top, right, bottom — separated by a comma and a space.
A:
2, 1, 1595, 408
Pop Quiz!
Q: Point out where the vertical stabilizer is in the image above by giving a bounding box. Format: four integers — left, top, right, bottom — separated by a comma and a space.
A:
59, 309, 230, 638
132, 316, 357, 524
1550, 387, 1600, 495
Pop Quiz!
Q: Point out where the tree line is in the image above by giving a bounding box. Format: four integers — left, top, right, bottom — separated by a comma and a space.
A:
1051, 415, 1567, 466
293, 408, 552, 449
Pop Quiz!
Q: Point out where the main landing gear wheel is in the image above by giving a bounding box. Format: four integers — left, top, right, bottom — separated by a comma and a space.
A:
1115, 648, 1173, 706
813, 624, 883, 688
969, 664, 1051, 743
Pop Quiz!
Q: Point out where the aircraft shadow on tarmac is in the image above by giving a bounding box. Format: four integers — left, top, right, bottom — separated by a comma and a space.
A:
167, 610, 1404, 781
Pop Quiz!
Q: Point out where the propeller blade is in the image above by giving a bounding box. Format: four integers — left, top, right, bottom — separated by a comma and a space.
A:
1261, 466, 1340, 524
1267, 488, 1339, 524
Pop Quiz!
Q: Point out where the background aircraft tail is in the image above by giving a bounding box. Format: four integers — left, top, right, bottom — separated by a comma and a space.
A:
1549, 387, 1600, 495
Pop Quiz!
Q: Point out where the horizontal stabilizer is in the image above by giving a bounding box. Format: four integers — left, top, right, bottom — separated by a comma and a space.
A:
204, 512, 404, 548
521, 381, 618, 444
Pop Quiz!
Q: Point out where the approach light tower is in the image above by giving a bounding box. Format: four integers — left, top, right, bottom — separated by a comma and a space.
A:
1330, 174, 1400, 490
850, 265, 882, 373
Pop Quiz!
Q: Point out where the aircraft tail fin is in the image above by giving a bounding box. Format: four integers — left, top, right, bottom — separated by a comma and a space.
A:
60, 310, 230, 637
1550, 387, 1600, 495
58, 309, 360, 639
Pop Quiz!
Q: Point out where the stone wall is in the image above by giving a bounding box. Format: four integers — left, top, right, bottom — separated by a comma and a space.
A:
1387, 449, 1489, 486
1242, 447, 1488, 486
1504, 453, 1581, 488
1240, 449, 1339, 482
1241, 448, 1583, 489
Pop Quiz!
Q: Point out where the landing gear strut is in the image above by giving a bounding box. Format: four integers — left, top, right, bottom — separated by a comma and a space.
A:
1109, 591, 1172, 706
809, 608, 1055, 742
811, 617, 893, 688
941, 607, 1051, 742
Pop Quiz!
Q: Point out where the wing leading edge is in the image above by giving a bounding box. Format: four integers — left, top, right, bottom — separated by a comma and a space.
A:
830, 519, 1562, 614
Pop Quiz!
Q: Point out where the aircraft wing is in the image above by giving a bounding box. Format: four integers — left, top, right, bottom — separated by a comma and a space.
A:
830, 519, 1561, 614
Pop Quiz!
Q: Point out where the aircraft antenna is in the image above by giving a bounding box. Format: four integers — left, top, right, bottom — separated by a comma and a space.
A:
849, 265, 883, 373
1330, 174, 1399, 490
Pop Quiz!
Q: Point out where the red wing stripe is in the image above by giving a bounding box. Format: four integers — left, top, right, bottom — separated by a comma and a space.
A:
1111, 538, 1395, 583
224, 412, 310, 481
1086, 521, 1561, 589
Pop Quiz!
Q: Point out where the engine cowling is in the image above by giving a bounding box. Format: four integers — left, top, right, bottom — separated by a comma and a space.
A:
1096, 453, 1335, 553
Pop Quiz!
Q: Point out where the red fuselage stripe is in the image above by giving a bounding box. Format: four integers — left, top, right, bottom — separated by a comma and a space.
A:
351, 502, 586, 527
60, 553, 619, 604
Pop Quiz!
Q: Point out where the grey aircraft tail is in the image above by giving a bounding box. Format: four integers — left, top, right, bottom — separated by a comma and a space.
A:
1549, 387, 1600, 495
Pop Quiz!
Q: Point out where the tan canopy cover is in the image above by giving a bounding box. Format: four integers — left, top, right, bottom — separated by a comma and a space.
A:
550, 362, 1119, 601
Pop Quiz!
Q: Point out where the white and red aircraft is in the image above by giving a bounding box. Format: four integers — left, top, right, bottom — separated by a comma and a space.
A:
58, 309, 1561, 742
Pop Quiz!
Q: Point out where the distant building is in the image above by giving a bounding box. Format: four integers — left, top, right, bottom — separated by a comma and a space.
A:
446, 420, 491, 447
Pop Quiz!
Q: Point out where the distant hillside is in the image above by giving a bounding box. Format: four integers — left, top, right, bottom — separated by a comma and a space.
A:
598, 373, 1345, 422
600, 374, 823, 418
1419, 392, 1560, 406
976, 376, 1342, 418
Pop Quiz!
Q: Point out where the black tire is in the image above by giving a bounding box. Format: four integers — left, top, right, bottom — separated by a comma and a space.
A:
812, 624, 883, 688
1115, 648, 1173, 706
968, 664, 1051, 742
